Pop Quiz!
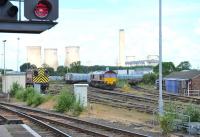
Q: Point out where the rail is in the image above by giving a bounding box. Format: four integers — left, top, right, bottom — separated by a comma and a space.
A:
0, 102, 151, 137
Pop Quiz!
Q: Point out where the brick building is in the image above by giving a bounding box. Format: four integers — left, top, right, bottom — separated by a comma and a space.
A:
164, 70, 200, 95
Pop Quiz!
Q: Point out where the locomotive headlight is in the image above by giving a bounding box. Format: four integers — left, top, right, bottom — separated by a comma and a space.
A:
34, 70, 38, 76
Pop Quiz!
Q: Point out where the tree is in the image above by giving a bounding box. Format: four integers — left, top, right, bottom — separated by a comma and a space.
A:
142, 73, 158, 85
56, 66, 68, 76
69, 61, 82, 73
176, 61, 191, 71
46, 67, 55, 76
20, 63, 31, 72
41, 63, 49, 68
153, 62, 176, 76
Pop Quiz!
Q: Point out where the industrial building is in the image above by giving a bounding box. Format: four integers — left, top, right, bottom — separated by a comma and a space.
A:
1, 72, 26, 93
44, 48, 58, 70
27, 46, 41, 67
64, 46, 80, 67
125, 55, 159, 67
164, 70, 200, 96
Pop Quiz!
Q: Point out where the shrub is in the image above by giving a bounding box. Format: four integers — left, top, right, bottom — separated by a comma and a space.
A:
10, 82, 23, 97
159, 113, 176, 135
54, 89, 75, 113
32, 93, 45, 107
72, 100, 84, 116
142, 73, 157, 85
15, 89, 26, 101
116, 80, 131, 91
184, 104, 200, 122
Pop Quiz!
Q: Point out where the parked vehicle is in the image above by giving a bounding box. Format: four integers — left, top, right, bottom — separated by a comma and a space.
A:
88, 70, 117, 90
64, 73, 89, 84
26, 68, 49, 92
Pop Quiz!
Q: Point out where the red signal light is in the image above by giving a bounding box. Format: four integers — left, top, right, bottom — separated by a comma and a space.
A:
34, 0, 52, 19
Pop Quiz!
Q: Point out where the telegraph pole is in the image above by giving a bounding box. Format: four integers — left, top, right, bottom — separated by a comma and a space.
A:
17, 37, 20, 71
159, 0, 164, 115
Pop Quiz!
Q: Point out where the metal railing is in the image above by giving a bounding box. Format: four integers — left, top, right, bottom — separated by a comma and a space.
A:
184, 90, 200, 96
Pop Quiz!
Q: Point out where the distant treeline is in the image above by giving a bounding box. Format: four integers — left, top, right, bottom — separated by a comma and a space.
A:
19, 61, 153, 76
5, 61, 191, 77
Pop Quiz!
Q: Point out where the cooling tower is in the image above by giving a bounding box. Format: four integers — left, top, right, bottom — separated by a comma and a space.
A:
44, 48, 58, 70
27, 46, 41, 67
119, 29, 125, 66
64, 46, 80, 67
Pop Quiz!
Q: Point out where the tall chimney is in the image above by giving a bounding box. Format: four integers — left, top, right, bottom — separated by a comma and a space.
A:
119, 29, 125, 66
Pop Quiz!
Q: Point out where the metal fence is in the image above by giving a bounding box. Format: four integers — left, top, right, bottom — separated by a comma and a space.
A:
184, 90, 200, 96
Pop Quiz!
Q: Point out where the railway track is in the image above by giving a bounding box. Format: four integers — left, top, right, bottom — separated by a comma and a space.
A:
88, 88, 157, 113
0, 104, 70, 137
0, 102, 152, 137
131, 86, 200, 104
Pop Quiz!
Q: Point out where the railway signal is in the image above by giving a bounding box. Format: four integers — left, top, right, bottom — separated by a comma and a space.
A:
0, 0, 18, 21
0, 0, 59, 33
24, 0, 58, 21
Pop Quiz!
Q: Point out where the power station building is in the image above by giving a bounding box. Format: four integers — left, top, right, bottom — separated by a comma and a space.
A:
27, 46, 41, 67
44, 48, 58, 70
64, 46, 80, 67
118, 29, 125, 66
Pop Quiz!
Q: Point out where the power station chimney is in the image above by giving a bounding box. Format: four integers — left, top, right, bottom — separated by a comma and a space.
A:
119, 29, 125, 66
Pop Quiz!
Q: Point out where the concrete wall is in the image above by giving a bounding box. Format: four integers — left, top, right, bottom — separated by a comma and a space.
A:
44, 48, 58, 70
2, 75, 26, 93
64, 46, 80, 67
27, 46, 41, 67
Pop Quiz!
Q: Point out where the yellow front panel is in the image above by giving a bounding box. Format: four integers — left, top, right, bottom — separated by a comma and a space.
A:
33, 68, 49, 83
103, 77, 117, 85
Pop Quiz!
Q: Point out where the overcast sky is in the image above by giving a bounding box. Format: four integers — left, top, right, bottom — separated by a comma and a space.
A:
1, 0, 200, 70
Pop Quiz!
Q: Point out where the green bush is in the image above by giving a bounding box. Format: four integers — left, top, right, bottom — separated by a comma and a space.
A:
142, 73, 157, 85
116, 80, 131, 92
10, 82, 23, 97
159, 113, 176, 135
54, 89, 75, 113
184, 104, 200, 122
15, 89, 26, 101
31, 93, 45, 107
72, 100, 84, 116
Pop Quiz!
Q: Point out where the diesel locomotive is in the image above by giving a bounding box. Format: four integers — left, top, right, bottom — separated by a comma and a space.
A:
26, 68, 49, 92
88, 70, 117, 90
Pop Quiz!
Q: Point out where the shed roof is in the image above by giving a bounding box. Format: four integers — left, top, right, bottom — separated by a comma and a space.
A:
165, 70, 200, 80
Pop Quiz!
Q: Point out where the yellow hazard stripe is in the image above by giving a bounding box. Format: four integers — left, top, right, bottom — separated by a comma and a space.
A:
33, 68, 49, 83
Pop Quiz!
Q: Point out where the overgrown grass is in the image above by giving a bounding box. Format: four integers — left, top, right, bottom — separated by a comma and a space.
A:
14, 87, 45, 107
159, 113, 176, 135
158, 103, 200, 135
54, 89, 75, 112
10, 82, 23, 97
116, 80, 131, 92
71, 100, 84, 116
54, 88, 84, 116
183, 104, 200, 122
